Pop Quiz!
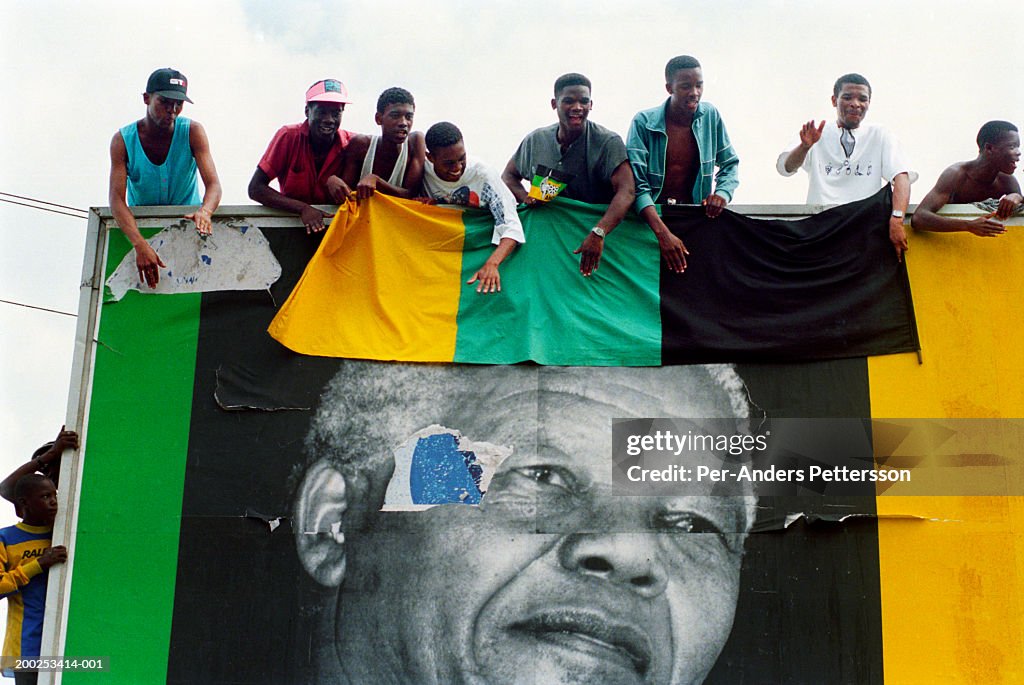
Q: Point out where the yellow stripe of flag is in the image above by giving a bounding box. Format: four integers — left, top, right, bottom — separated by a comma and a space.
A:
269, 194, 466, 361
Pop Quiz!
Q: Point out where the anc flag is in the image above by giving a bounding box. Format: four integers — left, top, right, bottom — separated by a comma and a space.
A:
268, 188, 918, 364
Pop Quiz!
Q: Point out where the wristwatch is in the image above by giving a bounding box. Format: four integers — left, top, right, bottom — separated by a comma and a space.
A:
891, 210, 905, 219
590, 226, 606, 238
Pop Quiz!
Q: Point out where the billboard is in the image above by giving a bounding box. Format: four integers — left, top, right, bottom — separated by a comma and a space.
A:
46, 199, 1024, 684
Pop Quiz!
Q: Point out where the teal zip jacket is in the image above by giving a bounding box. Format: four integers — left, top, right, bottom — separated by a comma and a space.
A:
626, 99, 739, 212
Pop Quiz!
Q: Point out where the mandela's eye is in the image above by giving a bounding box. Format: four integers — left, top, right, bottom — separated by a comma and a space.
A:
654, 510, 732, 541
511, 465, 576, 492
653, 511, 719, 534
653, 509, 744, 553
484, 464, 581, 504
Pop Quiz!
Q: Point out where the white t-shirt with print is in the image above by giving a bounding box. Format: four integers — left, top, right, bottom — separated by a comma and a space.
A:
777, 122, 917, 205
423, 157, 525, 244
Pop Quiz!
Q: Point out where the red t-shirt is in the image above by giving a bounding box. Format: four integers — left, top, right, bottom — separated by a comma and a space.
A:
257, 121, 354, 204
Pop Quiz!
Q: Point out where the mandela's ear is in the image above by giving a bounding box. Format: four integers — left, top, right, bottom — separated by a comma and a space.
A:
294, 461, 349, 587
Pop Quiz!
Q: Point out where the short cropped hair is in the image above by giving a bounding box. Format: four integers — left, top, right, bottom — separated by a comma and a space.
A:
306, 363, 752, 479
553, 73, 592, 97
665, 55, 702, 82
977, 120, 1018, 150
14, 474, 53, 501
376, 87, 415, 114
424, 122, 463, 153
31, 442, 54, 460
833, 73, 871, 98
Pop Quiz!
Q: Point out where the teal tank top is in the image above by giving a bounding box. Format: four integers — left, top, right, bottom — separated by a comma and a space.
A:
120, 117, 201, 206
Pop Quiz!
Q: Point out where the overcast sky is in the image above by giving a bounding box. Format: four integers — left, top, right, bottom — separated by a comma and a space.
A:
1, 0, 1022, 529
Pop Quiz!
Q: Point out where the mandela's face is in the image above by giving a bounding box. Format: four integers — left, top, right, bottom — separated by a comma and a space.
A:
332, 367, 750, 685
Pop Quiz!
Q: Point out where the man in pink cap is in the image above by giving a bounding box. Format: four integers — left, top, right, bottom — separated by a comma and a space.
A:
248, 79, 356, 233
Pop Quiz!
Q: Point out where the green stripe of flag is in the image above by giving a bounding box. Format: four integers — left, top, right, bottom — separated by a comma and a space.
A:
454, 197, 663, 365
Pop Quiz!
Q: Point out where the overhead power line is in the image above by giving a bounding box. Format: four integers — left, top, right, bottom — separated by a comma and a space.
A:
0, 298, 77, 318
0, 192, 87, 214
0, 192, 89, 220
0, 198, 88, 220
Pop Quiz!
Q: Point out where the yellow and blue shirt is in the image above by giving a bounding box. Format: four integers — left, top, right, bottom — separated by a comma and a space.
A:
0, 523, 52, 670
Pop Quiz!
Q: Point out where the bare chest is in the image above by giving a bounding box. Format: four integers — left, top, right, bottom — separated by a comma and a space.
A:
953, 172, 1016, 203
661, 122, 699, 200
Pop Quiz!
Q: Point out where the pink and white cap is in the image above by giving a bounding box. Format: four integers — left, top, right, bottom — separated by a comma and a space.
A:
305, 79, 352, 104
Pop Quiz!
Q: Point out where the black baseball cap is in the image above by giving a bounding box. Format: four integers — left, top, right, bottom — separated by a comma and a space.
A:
146, 68, 194, 104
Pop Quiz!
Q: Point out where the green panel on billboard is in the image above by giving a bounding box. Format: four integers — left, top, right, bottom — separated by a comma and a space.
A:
62, 230, 199, 683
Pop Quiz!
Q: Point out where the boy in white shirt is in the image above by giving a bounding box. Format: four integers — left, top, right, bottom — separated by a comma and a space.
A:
422, 122, 525, 293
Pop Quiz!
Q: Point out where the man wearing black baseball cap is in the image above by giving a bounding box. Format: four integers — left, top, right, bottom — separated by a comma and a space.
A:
108, 68, 222, 288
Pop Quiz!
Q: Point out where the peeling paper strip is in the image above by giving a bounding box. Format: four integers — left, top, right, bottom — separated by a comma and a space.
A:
754, 512, 954, 533
382, 425, 513, 511
244, 507, 284, 532
105, 221, 282, 300
769, 512, 882, 531
213, 368, 312, 412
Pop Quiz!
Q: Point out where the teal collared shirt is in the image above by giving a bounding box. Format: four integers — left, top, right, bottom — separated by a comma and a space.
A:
626, 99, 739, 213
